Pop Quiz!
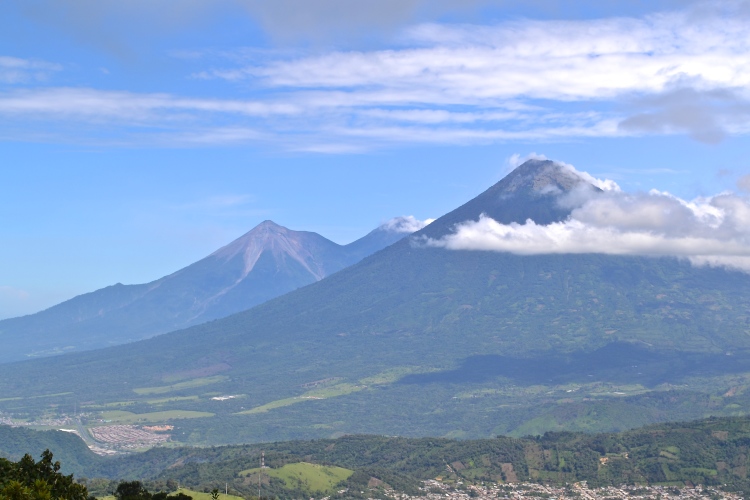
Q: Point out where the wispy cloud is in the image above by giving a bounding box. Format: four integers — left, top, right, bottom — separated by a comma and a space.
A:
0, 88, 299, 121
213, 11, 750, 99
4, 2, 750, 150
0, 56, 61, 84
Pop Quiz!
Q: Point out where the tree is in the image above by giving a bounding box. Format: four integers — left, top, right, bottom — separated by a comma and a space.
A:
114, 481, 151, 500
0, 450, 88, 500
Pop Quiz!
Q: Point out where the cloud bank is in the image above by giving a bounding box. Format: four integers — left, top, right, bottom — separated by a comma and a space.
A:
427, 184, 750, 272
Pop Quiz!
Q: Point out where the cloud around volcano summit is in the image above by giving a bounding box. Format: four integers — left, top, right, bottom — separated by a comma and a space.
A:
425, 164, 750, 272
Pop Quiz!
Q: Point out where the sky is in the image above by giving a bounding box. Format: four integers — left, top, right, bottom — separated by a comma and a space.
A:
1, 0, 750, 319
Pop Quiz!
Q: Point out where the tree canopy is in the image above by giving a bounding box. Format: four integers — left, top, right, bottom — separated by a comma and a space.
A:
0, 450, 89, 500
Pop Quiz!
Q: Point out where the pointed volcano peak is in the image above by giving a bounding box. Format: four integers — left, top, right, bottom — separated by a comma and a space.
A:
500, 159, 592, 196
250, 219, 287, 233
211, 220, 304, 262
208, 220, 343, 282
416, 159, 602, 239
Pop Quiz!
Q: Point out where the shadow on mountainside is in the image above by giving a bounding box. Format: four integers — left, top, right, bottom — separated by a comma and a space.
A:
397, 342, 750, 387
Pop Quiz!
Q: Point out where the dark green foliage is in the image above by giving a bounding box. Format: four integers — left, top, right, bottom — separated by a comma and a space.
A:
168, 493, 192, 500
115, 481, 152, 500
14, 416, 750, 497
0, 450, 89, 500
93, 416, 750, 495
109, 480, 193, 500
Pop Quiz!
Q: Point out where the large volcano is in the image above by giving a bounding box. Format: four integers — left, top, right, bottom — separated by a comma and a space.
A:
2, 159, 749, 442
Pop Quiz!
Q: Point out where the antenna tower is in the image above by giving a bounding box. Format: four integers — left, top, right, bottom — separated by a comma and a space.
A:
258, 451, 263, 499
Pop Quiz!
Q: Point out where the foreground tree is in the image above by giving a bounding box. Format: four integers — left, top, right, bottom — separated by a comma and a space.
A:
0, 450, 89, 500
114, 481, 152, 500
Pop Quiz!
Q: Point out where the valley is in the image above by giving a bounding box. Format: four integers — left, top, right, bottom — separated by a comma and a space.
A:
8, 413, 750, 498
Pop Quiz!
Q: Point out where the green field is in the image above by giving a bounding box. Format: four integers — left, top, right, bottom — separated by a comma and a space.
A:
0, 392, 73, 402
133, 376, 228, 395
359, 366, 434, 385
240, 462, 353, 493
96, 410, 214, 424
146, 396, 201, 405
236, 383, 364, 415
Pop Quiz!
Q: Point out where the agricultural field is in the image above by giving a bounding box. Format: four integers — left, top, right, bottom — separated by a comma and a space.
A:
236, 383, 364, 415
240, 462, 353, 493
133, 376, 228, 395
96, 410, 214, 424
7, 361, 750, 451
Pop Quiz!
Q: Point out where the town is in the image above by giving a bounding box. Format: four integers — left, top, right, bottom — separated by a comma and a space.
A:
384, 480, 744, 500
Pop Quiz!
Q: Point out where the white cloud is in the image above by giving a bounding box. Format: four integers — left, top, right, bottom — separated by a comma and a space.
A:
191, 3, 750, 148
5, 2, 750, 149
0, 56, 61, 84
0, 88, 299, 122
224, 11, 750, 102
425, 185, 750, 273
382, 215, 435, 233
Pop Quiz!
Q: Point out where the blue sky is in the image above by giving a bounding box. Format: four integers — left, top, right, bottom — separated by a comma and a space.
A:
2, 0, 750, 319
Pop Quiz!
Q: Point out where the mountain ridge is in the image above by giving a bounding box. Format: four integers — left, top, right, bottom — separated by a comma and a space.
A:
0, 217, 424, 363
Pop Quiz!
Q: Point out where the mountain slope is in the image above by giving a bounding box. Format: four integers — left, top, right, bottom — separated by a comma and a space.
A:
0, 218, 416, 363
2, 160, 750, 442
419, 158, 596, 238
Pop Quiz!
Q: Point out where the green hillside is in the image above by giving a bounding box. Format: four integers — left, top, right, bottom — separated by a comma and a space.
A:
240, 463, 353, 493
10, 415, 750, 498
0, 426, 100, 475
